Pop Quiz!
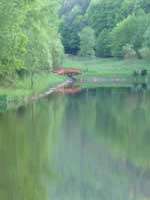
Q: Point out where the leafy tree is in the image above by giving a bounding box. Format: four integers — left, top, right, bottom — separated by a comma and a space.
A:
119, 0, 150, 19
142, 0, 150, 12
0, 0, 64, 76
111, 15, 136, 57
60, 21, 80, 55
0, 0, 28, 71
59, 0, 90, 54
60, 0, 150, 60
95, 29, 111, 57
79, 26, 95, 57
87, 0, 123, 36
144, 26, 150, 48
24, 0, 64, 70
111, 12, 149, 58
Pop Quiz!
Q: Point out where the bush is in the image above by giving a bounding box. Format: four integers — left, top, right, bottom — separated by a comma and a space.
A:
122, 44, 137, 59
139, 47, 150, 59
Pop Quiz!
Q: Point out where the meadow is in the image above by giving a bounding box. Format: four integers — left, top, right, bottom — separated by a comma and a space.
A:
63, 55, 150, 77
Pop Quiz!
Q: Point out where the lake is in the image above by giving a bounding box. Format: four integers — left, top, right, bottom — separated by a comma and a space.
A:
0, 87, 150, 200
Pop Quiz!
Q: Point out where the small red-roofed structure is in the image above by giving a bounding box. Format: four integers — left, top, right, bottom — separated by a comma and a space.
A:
53, 68, 81, 76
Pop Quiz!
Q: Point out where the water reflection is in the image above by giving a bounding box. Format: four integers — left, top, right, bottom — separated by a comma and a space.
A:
0, 88, 150, 199
0, 96, 66, 200
55, 86, 82, 95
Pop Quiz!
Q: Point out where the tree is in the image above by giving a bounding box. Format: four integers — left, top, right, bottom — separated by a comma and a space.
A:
59, 0, 150, 60
87, 0, 123, 36
144, 26, 150, 48
59, 0, 90, 55
95, 29, 111, 57
60, 21, 80, 55
0, 0, 28, 71
111, 12, 149, 58
79, 26, 95, 57
0, 0, 64, 76
24, 0, 64, 70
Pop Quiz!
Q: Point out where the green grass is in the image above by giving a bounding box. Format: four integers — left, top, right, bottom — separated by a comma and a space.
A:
0, 73, 65, 97
63, 55, 150, 77
0, 72, 66, 112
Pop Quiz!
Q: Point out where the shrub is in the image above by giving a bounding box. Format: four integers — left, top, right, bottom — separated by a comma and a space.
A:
122, 44, 137, 59
139, 47, 150, 59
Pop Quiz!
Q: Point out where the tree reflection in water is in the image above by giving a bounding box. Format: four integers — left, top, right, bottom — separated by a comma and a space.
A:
0, 88, 150, 199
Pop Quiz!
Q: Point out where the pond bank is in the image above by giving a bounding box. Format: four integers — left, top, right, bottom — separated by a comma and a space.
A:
63, 55, 150, 78
63, 55, 150, 89
29, 80, 70, 101
0, 55, 150, 112
0, 73, 67, 112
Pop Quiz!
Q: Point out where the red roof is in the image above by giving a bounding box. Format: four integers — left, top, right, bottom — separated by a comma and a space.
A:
54, 68, 81, 75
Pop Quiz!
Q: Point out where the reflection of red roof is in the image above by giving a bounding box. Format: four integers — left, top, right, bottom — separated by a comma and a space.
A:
56, 86, 81, 95
54, 68, 81, 76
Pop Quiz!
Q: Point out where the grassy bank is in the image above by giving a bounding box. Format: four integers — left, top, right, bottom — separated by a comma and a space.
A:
0, 72, 66, 112
63, 55, 150, 77
0, 55, 149, 98
0, 72, 65, 97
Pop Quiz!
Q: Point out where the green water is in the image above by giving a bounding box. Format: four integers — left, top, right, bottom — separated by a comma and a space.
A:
0, 88, 150, 200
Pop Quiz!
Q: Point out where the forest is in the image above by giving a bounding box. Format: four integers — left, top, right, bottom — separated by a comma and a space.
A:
60, 0, 150, 58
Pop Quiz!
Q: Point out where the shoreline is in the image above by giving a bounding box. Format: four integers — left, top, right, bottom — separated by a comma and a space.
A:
0, 76, 68, 112
0, 55, 150, 112
28, 80, 70, 102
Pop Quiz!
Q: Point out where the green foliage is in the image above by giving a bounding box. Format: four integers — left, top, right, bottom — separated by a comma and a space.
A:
139, 47, 150, 59
79, 26, 95, 57
59, 0, 90, 54
144, 26, 150, 48
60, 0, 150, 61
111, 12, 150, 58
24, 0, 64, 70
60, 21, 80, 54
111, 15, 136, 57
0, 0, 64, 75
51, 37, 64, 69
87, 0, 123, 36
122, 44, 137, 59
95, 29, 111, 57
0, 0, 28, 70
1, 0, 150, 81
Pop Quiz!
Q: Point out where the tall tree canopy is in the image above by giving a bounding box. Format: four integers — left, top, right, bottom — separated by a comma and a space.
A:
79, 26, 95, 57
0, 0, 64, 73
60, 0, 150, 59
59, 0, 90, 54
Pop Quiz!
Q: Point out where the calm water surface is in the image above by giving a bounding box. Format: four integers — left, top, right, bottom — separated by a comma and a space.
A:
0, 88, 150, 200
